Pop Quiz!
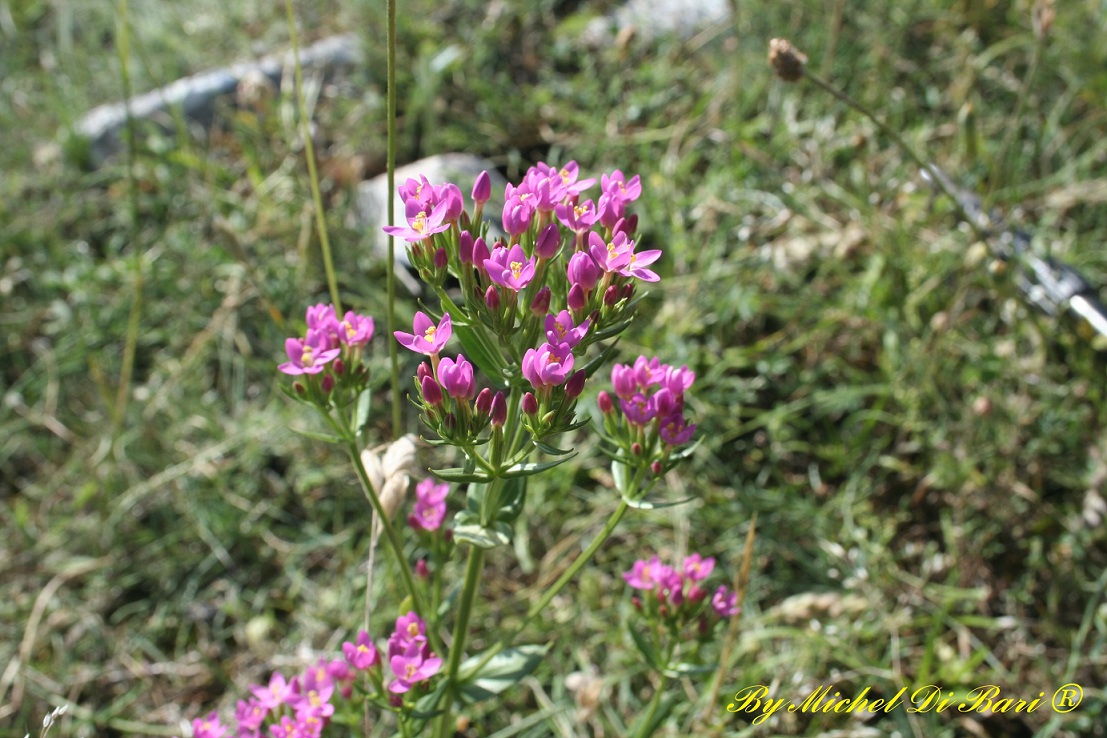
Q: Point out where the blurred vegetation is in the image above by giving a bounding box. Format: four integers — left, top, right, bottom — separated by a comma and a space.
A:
2, 0, 1107, 736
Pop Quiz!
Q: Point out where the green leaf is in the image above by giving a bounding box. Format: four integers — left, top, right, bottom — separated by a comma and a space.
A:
663, 662, 715, 678
452, 321, 508, 388
432, 466, 492, 484
453, 522, 510, 549
409, 679, 448, 719
622, 495, 695, 510
628, 627, 660, 670
290, 426, 342, 444
534, 439, 575, 456
501, 453, 576, 479
457, 645, 550, 704
353, 387, 372, 438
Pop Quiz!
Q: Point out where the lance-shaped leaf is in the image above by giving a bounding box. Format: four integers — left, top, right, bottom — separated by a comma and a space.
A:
457, 645, 550, 704
501, 453, 577, 479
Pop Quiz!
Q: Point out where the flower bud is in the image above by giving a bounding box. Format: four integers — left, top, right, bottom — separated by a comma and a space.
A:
535, 223, 560, 259
485, 285, 501, 311
333, 358, 346, 376
567, 283, 587, 311
443, 412, 457, 434
522, 392, 539, 415
459, 231, 474, 265
294, 382, 306, 395
621, 284, 635, 301
321, 374, 335, 394
565, 369, 586, 399
611, 217, 628, 237
529, 286, 551, 317
475, 387, 493, 415
597, 390, 614, 414
417, 361, 434, 383
473, 237, 491, 270
625, 213, 639, 236
472, 170, 491, 205
415, 559, 430, 579
434, 247, 449, 270
603, 285, 618, 307
688, 585, 708, 604
651, 460, 663, 475
421, 375, 443, 407
490, 391, 507, 428
631, 442, 642, 456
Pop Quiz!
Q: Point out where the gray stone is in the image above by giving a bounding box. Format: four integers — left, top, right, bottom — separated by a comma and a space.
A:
72, 34, 363, 167
583, 0, 730, 44
354, 153, 508, 289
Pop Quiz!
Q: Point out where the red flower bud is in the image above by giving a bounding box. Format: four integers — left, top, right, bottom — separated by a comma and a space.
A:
321, 374, 335, 394
567, 283, 587, 311
530, 286, 552, 317
603, 285, 619, 307
535, 223, 560, 259
597, 390, 614, 414
565, 370, 586, 399
485, 285, 501, 311
651, 460, 662, 475
415, 559, 430, 579
434, 247, 449, 270
421, 375, 443, 407
522, 392, 539, 415
333, 358, 345, 376
475, 387, 493, 415
490, 391, 507, 427
471, 170, 491, 205
459, 231, 474, 265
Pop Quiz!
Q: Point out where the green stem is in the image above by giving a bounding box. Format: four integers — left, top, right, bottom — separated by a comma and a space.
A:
110, 0, 143, 459
435, 544, 486, 738
284, 0, 342, 313
465, 498, 630, 677
386, 0, 402, 436
345, 441, 437, 651
800, 69, 989, 243
632, 672, 668, 738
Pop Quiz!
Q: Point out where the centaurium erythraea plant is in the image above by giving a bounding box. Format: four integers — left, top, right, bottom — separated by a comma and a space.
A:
246, 160, 711, 738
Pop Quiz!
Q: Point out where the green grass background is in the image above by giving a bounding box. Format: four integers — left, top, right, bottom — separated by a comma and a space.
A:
2, 0, 1107, 735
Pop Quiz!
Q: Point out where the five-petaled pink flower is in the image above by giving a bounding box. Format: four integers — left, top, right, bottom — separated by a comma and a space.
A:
484, 244, 536, 292
521, 342, 575, 389
343, 630, 380, 671
382, 199, 451, 242
279, 329, 341, 375
394, 312, 452, 355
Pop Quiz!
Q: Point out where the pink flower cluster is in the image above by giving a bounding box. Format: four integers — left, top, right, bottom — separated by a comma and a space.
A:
278, 304, 374, 377
600, 356, 696, 446
623, 552, 740, 620
181, 614, 440, 738
381, 176, 464, 242
181, 657, 355, 738
408, 478, 449, 532
386, 611, 442, 693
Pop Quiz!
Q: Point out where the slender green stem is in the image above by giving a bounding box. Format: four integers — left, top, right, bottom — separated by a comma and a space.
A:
345, 441, 438, 651
386, 0, 402, 436
632, 673, 668, 738
800, 69, 989, 243
435, 544, 486, 738
284, 0, 342, 313
110, 0, 143, 460
465, 498, 631, 678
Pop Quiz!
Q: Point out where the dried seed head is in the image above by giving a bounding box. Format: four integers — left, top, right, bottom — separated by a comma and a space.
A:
1033, 0, 1055, 41
769, 38, 807, 82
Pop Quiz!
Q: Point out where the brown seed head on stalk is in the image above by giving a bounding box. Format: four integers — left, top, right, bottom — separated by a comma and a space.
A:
1033, 0, 1055, 41
768, 38, 807, 82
